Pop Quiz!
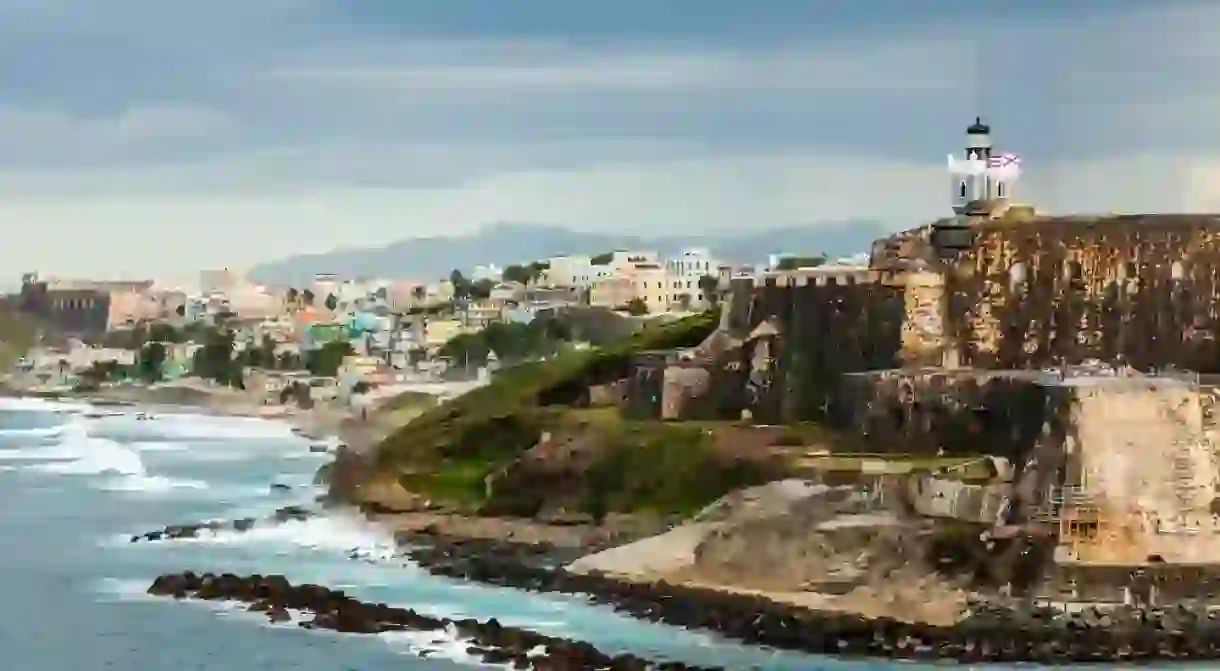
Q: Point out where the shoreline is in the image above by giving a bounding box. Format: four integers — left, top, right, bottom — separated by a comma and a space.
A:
44, 384, 1212, 664
129, 509, 1220, 665
147, 570, 730, 671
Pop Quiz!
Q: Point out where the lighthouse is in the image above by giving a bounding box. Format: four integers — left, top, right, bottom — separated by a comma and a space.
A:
948, 117, 1021, 215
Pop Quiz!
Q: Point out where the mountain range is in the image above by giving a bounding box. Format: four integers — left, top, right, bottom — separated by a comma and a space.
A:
246, 221, 892, 286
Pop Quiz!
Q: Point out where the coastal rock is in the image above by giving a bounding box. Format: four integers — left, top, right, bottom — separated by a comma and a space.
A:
272, 505, 312, 522
397, 534, 1220, 664
129, 508, 316, 544
147, 570, 720, 670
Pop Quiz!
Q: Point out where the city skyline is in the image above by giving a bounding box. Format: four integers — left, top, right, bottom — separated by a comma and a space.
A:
2, 0, 1219, 277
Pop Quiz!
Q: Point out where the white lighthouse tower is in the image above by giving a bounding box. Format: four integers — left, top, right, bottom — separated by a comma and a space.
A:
948, 117, 1021, 215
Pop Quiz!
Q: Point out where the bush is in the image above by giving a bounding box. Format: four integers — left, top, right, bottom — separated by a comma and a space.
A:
581, 424, 775, 518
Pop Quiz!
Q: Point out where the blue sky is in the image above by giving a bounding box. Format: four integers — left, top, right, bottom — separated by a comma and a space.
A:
1, 0, 1217, 281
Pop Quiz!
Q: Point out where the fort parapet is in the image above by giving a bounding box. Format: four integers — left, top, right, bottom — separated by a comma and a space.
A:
623, 210, 1220, 579
621, 116, 1220, 600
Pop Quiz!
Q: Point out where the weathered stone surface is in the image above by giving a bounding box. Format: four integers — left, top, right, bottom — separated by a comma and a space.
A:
148, 570, 724, 670
400, 533, 1220, 664
951, 216, 1220, 371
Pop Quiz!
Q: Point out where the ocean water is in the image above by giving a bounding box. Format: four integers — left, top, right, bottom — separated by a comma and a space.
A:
0, 396, 1007, 670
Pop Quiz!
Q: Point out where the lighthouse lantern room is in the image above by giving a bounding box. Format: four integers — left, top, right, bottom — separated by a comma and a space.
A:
948, 117, 1021, 215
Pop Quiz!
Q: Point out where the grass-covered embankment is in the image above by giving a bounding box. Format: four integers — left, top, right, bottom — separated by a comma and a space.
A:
373, 310, 720, 468
344, 310, 770, 516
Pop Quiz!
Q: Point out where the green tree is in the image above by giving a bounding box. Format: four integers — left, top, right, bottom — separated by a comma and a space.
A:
148, 322, 181, 343
482, 322, 528, 361
775, 255, 825, 271
470, 278, 495, 300
324, 293, 339, 311
528, 261, 549, 283
286, 287, 299, 304
276, 350, 301, 370
305, 340, 353, 377
241, 342, 261, 367
126, 323, 149, 349
301, 289, 315, 306
81, 360, 122, 385
622, 297, 649, 316
191, 328, 242, 387
698, 274, 721, 308
590, 251, 614, 265
501, 264, 532, 284
439, 332, 490, 368
259, 334, 278, 368
449, 269, 472, 299
139, 342, 167, 382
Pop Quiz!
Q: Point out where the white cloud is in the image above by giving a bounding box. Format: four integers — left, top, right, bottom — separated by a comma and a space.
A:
267, 38, 973, 95
5, 2, 1220, 279
0, 104, 232, 166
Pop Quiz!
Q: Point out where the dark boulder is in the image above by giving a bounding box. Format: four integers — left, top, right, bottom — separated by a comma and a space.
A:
146, 570, 719, 670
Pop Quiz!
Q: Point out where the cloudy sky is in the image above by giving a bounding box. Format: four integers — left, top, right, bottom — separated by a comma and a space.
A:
2, 0, 1218, 282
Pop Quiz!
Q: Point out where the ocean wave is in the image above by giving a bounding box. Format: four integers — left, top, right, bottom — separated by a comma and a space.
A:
6, 418, 150, 479
125, 440, 188, 453
95, 474, 210, 493
95, 578, 491, 667
380, 623, 490, 666
0, 397, 95, 414
131, 514, 398, 559
0, 424, 66, 438
105, 413, 300, 442
0, 444, 83, 461
28, 427, 145, 476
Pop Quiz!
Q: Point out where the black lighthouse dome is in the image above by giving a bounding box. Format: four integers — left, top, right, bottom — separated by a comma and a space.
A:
967, 116, 990, 135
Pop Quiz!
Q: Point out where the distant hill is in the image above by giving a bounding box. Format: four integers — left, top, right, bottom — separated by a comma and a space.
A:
247, 221, 892, 286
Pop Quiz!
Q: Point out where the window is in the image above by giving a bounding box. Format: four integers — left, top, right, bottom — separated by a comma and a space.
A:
997, 182, 1005, 198
959, 181, 967, 198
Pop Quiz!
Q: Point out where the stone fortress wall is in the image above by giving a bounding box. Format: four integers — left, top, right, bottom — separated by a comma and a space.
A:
629, 213, 1220, 578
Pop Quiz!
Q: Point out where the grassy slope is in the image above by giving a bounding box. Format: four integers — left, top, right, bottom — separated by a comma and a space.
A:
362, 310, 727, 514
372, 309, 720, 469
0, 308, 37, 370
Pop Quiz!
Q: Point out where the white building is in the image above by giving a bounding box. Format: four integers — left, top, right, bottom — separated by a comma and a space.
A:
543, 255, 596, 288
948, 116, 1021, 214
310, 273, 339, 303
471, 264, 503, 282
629, 263, 669, 314
607, 250, 657, 272
664, 248, 719, 307
665, 248, 716, 281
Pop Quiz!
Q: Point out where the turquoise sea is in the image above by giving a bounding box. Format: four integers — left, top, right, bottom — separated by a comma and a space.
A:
0, 396, 1057, 669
